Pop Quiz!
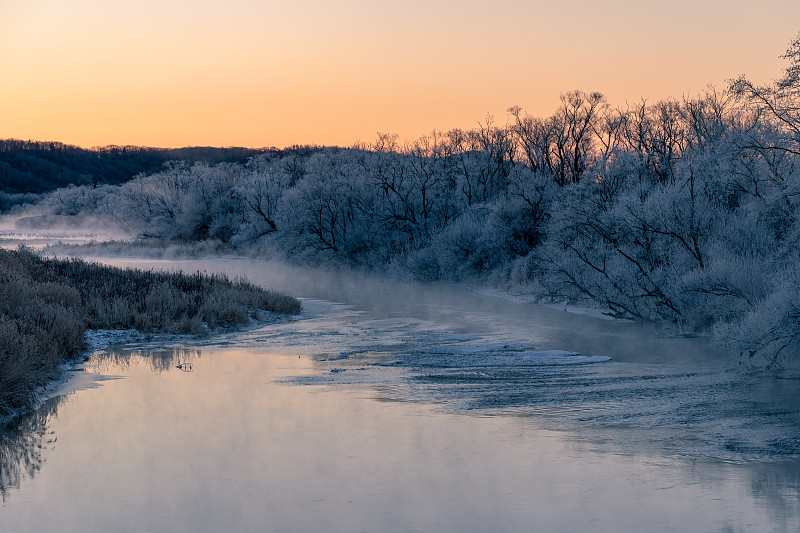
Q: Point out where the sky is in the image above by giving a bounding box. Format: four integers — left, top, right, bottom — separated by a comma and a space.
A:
2, 0, 800, 149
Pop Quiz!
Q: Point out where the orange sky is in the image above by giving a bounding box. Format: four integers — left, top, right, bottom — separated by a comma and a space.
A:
2, 1, 799, 149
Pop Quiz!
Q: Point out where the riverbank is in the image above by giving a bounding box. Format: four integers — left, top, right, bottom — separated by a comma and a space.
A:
0, 247, 301, 424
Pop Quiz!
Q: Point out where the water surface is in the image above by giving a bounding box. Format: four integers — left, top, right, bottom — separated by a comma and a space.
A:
2, 258, 799, 532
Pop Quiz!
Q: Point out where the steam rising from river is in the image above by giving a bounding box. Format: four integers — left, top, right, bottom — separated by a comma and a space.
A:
0, 211, 131, 249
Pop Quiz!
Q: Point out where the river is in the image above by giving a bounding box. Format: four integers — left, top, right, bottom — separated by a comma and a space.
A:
1, 255, 800, 532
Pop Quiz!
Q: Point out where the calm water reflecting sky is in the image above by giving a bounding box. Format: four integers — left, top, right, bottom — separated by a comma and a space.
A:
1, 259, 799, 532
0, 344, 797, 530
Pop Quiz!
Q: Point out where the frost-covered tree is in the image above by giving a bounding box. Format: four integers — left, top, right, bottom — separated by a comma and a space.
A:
230, 155, 292, 245
278, 151, 379, 264
10, 34, 800, 369
730, 32, 800, 156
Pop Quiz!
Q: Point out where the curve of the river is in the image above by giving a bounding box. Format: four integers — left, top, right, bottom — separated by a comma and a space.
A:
2, 257, 799, 532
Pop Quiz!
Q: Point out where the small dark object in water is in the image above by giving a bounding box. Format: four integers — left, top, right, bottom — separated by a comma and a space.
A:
176, 363, 193, 372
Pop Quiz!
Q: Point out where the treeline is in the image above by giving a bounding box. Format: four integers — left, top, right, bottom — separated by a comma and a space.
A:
22, 37, 800, 367
0, 139, 323, 203
0, 247, 300, 420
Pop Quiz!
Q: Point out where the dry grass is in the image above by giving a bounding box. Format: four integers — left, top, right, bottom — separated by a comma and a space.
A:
0, 247, 300, 420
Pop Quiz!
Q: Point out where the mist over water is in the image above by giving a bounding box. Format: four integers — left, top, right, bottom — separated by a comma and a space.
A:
2, 255, 799, 532
0, 213, 130, 250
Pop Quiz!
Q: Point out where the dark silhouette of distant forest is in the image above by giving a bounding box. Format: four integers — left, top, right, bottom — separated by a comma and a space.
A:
0, 139, 273, 195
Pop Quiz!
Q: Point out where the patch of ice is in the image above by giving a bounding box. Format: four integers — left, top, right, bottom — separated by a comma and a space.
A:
407, 342, 532, 355
384, 342, 611, 367
441, 334, 482, 341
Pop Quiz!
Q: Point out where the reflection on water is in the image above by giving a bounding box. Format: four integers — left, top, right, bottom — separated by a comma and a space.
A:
749, 462, 800, 531
0, 347, 198, 501
87, 347, 202, 375
0, 397, 63, 501
1, 345, 798, 532
1, 258, 799, 532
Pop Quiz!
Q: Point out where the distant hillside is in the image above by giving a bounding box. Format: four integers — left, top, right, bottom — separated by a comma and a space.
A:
0, 139, 270, 194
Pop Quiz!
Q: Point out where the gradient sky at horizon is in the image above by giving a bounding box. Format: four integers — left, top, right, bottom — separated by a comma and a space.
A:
2, 1, 799, 149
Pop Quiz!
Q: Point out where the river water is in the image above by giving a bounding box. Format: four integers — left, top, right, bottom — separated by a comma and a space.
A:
2, 255, 800, 532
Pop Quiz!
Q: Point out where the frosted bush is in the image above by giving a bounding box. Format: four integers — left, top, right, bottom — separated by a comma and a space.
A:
718, 274, 800, 368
